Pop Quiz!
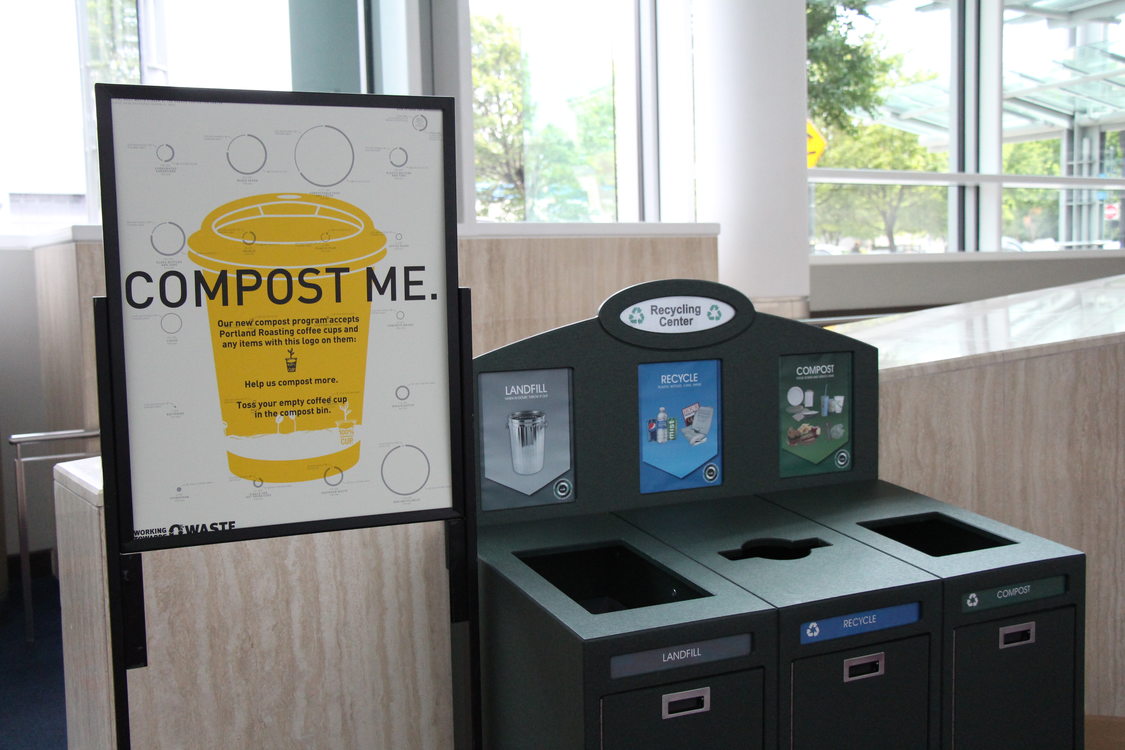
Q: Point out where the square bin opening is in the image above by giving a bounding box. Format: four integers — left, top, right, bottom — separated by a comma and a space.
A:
517, 542, 710, 615
859, 512, 1015, 556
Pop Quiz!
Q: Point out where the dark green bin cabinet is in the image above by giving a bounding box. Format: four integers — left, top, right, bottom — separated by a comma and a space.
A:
763, 480, 1085, 750
620, 496, 943, 749
478, 514, 777, 750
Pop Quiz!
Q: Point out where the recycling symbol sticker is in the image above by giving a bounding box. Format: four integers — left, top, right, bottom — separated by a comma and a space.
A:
628, 307, 645, 325
966, 593, 979, 608
707, 304, 722, 321
806, 622, 821, 638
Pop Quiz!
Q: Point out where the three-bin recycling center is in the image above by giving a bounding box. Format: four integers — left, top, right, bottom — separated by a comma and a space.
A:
88, 84, 1084, 749
472, 279, 1085, 750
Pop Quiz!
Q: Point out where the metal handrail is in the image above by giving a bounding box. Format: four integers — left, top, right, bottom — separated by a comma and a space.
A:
9, 428, 100, 641
10, 428, 100, 445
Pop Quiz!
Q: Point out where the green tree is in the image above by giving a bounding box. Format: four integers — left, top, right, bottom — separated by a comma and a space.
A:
1001, 139, 1061, 242
525, 124, 589, 221
471, 16, 528, 220
570, 86, 617, 219
815, 124, 946, 250
1003, 138, 1061, 177
471, 17, 617, 221
87, 0, 140, 84
806, 1, 891, 133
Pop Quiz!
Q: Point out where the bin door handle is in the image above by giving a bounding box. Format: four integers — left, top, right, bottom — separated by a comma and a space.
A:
661, 687, 710, 719
998, 621, 1036, 649
843, 651, 885, 682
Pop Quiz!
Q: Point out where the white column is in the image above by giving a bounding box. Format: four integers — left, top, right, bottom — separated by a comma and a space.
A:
975, 0, 1004, 252
692, 0, 810, 317
376, 0, 428, 95
431, 0, 474, 224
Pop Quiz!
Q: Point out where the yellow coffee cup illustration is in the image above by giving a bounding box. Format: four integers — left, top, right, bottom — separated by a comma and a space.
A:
188, 193, 387, 483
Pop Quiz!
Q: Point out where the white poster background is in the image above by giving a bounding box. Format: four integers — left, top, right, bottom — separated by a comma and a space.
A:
109, 97, 453, 538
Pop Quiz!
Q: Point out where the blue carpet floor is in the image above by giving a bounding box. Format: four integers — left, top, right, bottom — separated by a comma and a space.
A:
0, 574, 67, 748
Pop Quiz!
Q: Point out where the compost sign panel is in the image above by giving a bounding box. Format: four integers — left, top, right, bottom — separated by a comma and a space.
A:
778, 352, 853, 478
97, 86, 459, 547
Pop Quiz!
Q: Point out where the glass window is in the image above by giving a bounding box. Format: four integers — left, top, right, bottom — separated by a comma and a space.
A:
812, 182, 949, 254
1001, 2, 1125, 250
143, 0, 291, 90
1001, 188, 1061, 252
807, 0, 953, 254
469, 0, 637, 222
809, 0, 1125, 254
810, 0, 952, 172
0, 0, 291, 234
0, 0, 133, 231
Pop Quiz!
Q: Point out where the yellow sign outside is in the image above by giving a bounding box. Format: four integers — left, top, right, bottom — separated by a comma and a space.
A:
807, 120, 827, 167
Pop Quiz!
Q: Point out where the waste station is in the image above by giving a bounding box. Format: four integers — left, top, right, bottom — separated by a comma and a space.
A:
472, 279, 1084, 750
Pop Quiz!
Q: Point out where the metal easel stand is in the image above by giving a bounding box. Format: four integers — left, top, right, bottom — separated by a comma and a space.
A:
9, 428, 99, 642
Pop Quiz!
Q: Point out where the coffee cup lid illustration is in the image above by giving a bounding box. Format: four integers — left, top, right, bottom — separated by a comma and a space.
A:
188, 193, 387, 272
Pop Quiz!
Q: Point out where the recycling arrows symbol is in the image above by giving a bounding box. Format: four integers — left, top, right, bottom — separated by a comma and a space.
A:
966, 593, 979, 608
806, 622, 820, 638
628, 307, 645, 324
707, 304, 722, 321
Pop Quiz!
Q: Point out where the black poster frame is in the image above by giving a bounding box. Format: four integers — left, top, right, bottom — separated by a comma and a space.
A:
96, 84, 464, 553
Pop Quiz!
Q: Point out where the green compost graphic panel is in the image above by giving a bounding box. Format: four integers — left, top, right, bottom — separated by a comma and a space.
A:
779, 352, 853, 478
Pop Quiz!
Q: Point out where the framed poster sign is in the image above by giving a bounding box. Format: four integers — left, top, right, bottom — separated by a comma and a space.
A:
96, 84, 462, 550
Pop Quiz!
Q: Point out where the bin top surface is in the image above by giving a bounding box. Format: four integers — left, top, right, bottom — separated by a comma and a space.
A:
761, 480, 1083, 579
619, 495, 937, 608
478, 512, 774, 641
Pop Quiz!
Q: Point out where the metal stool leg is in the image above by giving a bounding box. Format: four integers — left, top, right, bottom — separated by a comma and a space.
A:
15, 446, 34, 642
7, 428, 101, 642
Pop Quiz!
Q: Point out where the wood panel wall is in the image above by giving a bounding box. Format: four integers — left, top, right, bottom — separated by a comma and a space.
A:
126, 523, 454, 749
457, 234, 718, 355
55, 459, 453, 750
877, 341, 1125, 717
54, 469, 115, 749
34, 241, 105, 431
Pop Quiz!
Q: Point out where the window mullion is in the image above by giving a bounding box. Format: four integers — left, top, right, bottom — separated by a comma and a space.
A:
952, 0, 969, 252
975, 0, 1004, 252
637, 0, 659, 221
